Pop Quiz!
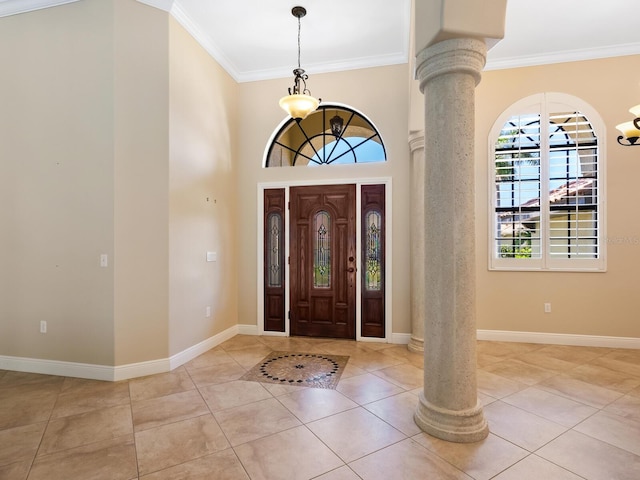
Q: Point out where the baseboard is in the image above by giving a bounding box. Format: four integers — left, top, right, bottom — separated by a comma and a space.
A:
112, 358, 170, 382
0, 324, 241, 382
3, 327, 637, 381
477, 329, 640, 349
237, 324, 260, 336
390, 333, 411, 344
0, 355, 115, 381
167, 325, 240, 373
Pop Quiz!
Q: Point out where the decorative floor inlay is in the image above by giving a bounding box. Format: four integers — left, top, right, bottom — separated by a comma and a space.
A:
241, 351, 349, 389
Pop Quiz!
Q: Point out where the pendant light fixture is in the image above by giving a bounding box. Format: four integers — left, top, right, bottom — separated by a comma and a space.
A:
616, 104, 640, 146
279, 6, 320, 120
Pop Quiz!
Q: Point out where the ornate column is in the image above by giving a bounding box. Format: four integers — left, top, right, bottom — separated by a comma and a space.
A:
413, 37, 488, 443
408, 131, 425, 353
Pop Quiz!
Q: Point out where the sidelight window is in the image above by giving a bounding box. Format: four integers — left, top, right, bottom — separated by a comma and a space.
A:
364, 211, 382, 291
266, 213, 283, 287
313, 211, 331, 288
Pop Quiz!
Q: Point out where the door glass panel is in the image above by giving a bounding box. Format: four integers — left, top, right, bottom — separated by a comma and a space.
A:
365, 210, 382, 291
314, 211, 331, 288
267, 212, 282, 287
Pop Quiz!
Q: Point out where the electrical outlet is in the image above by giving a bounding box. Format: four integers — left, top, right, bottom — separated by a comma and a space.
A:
544, 303, 551, 313
205, 306, 211, 318
40, 321, 47, 333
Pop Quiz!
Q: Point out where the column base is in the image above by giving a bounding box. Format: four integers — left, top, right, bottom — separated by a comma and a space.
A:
414, 392, 489, 443
407, 336, 424, 353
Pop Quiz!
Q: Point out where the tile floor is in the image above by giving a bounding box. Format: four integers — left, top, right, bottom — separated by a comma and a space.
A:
1, 335, 640, 479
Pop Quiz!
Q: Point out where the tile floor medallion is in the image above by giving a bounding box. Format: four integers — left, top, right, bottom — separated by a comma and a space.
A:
241, 351, 349, 389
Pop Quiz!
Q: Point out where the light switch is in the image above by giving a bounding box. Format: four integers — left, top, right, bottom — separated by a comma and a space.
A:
100, 254, 108, 267
206, 252, 217, 262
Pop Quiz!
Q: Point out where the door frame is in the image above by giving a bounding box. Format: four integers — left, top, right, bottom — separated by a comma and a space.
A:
257, 177, 392, 343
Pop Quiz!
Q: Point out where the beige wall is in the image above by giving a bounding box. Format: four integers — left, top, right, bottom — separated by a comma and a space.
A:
168, 19, 239, 356
237, 65, 412, 336
475, 55, 640, 338
0, 0, 241, 368
113, 0, 170, 365
1, 1, 638, 374
0, 0, 115, 364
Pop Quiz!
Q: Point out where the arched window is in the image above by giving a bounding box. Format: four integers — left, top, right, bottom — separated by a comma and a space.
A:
489, 93, 606, 271
264, 104, 386, 167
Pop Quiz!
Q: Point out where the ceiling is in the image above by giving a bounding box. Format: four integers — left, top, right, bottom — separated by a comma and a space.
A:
3, 0, 640, 83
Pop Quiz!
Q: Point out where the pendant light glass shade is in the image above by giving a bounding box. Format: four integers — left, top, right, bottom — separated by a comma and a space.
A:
279, 93, 320, 120
615, 120, 640, 139
616, 103, 640, 146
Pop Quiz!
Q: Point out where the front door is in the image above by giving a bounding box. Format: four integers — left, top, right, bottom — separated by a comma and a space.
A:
290, 184, 356, 338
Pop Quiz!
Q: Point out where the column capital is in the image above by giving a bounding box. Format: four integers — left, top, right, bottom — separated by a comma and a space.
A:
415, 37, 487, 92
408, 130, 425, 153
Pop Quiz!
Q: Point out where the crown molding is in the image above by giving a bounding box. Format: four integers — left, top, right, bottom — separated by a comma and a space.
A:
135, 0, 242, 82
0, 0, 80, 18
486, 42, 640, 71
236, 52, 409, 84
169, 1, 242, 82
136, 0, 174, 13
137, 0, 409, 83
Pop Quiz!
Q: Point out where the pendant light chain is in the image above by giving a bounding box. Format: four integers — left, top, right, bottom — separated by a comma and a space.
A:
297, 14, 302, 69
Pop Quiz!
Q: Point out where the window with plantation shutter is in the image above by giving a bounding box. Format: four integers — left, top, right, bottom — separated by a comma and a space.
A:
489, 93, 606, 272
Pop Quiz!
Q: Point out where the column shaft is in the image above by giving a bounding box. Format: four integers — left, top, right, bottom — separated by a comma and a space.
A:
408, 132, 425, 353
413, 37, 488, 443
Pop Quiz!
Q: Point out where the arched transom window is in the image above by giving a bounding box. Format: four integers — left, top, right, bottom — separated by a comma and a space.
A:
265, 104, 386, 167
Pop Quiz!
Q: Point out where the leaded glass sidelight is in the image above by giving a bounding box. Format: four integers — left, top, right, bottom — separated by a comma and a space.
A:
266, 212, 283, 287
365, 210, 382, 291
313, 211, 331, 288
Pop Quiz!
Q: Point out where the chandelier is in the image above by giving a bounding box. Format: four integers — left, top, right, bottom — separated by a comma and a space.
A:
616, 104, 640, 146
279, 6, 320, 120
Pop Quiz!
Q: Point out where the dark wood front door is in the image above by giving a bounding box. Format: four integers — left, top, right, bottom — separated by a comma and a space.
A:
290, 184, 356, 339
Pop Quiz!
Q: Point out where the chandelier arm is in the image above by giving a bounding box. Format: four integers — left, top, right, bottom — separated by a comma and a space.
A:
634, 116, 640, 131
617, 135, 639, 146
